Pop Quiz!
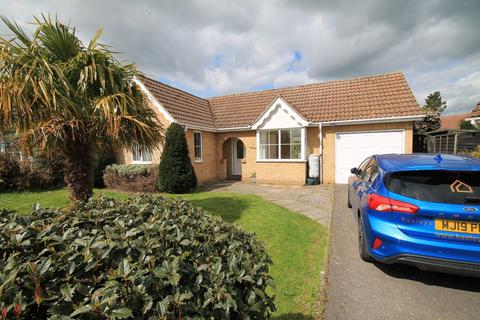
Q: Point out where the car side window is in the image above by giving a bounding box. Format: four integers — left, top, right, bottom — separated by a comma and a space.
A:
357, 158, 371, 177
362, 160, 379, 183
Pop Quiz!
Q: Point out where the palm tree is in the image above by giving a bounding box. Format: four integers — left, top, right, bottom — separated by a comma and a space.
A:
0, 15, 163, 201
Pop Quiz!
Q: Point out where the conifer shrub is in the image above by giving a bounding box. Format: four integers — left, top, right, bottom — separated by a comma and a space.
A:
0, 195, 275, 319
157, 123, 197, 193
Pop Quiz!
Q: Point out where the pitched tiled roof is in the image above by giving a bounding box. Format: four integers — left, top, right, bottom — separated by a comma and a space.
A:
139, 75, 216, 129
141, 72, 423, 130
440, 113, 469, 129
208, 72, 423, 128
467, 102, 480, 118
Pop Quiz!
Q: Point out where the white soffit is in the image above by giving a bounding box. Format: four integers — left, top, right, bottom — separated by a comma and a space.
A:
252, 97, 309, 130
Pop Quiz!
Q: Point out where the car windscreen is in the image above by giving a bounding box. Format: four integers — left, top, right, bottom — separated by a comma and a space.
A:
384, 170, 480, 205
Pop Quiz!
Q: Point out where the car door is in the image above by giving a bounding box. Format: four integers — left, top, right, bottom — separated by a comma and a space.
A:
350, 157, 372, 209
356, 159, 380, 210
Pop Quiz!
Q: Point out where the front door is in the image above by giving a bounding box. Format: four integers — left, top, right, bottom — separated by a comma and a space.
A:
231, 138, 244, 176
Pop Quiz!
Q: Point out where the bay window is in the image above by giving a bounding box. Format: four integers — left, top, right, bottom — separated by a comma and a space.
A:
258, 128, 304, 160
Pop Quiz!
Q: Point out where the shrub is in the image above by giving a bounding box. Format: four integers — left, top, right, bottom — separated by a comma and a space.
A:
0, 154, 20, 191
158, 123, 197, 193
94, 148, 116, 188
0, 154, 63, 191
471, 145, 480, 158
459, 120, 477, 130
103, 163, 158, 192
0, 195, 275, 319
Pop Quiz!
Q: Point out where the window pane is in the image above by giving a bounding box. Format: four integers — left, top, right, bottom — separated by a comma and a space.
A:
291, 144, 301, 159
132, 145, 140, 161
260, 145, 268, 159
281, 144, 291, 159
237, 140, 244, 159
194, 132, 202, 159
269, 145, 279, 159
269, 130, 279, 144
291, 129, 301, 143
385, 171, 480, 204
132, 144, 152, 162
281, 130, 290, 144
143, 150, 152, 162
194, 133, 200, 146
260, 131, 268, 144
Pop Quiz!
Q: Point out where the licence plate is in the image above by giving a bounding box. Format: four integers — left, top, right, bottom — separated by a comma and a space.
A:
435, 219, 480, 235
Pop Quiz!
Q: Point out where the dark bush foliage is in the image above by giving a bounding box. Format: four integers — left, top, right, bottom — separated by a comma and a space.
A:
103, 164, 157, 192
0, 196, 275, 319
0, 154, 20, 191
158, 123, 197, 193
0, 154, 63, 191
94, 148, 116, 188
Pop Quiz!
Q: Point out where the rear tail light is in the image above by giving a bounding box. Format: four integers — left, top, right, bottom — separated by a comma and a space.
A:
368, 193, 418, 214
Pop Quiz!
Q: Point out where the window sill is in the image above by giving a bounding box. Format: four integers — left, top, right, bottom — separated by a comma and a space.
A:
256, 159, 307, 163
132, 161, 153, 164
194, 159, 204, 163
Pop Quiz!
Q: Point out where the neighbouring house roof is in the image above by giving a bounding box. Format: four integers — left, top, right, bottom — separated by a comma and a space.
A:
467, 102, 480, 118
140, 72, 423, 130
440, 113, 469, 129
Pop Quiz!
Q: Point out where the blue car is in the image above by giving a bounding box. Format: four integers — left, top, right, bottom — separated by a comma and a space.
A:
348, 153, 480, 277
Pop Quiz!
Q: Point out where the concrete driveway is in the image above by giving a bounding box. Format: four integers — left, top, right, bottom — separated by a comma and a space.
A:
200, 181, 333, 226
324, 185, 480, 320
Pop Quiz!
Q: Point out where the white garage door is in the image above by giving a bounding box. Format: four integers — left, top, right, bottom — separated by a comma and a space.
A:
335, 130, 404, 184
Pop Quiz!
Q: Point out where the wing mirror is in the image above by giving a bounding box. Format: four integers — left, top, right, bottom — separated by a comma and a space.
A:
350, 167, 359, 175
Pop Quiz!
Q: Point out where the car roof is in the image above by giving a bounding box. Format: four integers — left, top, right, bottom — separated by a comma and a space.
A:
375, 154, 480, 172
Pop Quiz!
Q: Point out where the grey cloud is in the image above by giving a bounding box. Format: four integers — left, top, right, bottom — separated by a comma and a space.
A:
0, 0, 479, 113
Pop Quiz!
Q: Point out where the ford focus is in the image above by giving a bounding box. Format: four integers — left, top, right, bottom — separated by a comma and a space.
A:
348, 154, 480, 277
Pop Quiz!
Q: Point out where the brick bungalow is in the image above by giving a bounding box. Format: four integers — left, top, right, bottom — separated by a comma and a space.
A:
117, 72, 424, 184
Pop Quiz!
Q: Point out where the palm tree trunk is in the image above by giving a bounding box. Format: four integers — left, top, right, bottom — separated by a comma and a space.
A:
63, 141, 95, 202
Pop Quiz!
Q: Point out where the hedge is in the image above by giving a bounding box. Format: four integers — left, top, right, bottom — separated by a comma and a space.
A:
0, 154, 64, 191
103, 164, 157, 193
0, 195, 275, 319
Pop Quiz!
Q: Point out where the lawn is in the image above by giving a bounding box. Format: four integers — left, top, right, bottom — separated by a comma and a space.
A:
0, 189, 326, 319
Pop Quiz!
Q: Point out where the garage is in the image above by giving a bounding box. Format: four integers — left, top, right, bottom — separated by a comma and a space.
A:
334, 130, 405, 183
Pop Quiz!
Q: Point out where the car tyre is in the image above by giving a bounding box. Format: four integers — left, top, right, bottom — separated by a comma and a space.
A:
358, 214, 373, 262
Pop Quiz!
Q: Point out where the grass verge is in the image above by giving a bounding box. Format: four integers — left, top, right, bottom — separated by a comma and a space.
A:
0, 189, 326, 319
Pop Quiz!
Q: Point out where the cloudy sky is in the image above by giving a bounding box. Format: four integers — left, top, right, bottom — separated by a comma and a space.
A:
1, 0, 479, 114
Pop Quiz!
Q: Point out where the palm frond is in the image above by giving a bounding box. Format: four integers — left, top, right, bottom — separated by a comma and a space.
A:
35, 14, 81, 61
88, 27, 104, 50
0, 15, 164, 158
0, 16, 32, 46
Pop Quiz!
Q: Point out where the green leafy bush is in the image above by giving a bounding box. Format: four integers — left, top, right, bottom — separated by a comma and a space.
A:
158, 123, 197, 193
103, 164, 157, 192
0, 195, 275, 319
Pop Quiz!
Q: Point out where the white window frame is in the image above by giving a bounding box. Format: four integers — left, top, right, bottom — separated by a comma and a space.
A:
131, 144, 153, 164
256, 127, 307, 162
193, 131, 203, 162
